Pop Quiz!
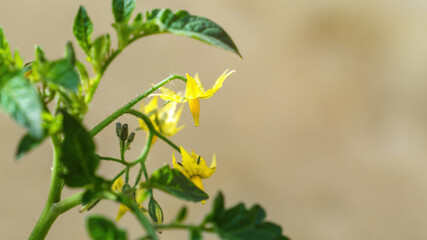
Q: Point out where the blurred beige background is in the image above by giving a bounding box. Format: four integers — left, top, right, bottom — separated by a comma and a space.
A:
2, 0, 427, 239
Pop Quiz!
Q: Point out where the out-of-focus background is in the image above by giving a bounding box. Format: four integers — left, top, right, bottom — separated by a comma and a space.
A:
1, 0, 427, 239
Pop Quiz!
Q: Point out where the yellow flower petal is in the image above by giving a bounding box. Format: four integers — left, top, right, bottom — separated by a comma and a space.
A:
112, 177, 124, 192
116, 204, 130, 221
173, 152, 190, 178
159, 87, 186, 103
193, 73, 205, 92
184, 73, 204, 99
197, 154, 216, 178
200, 69, 235, 99
139, 97, 159, 131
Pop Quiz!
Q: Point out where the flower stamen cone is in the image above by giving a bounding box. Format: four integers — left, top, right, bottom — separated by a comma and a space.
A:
189, 98, 200, 127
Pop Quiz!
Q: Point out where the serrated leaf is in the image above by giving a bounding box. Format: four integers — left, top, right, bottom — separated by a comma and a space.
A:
73, 6, 93, 53
60, 110, 99, 187
15, 133, 46, 160
112, 0, 135, 23
141, 165, 208, 202
0, 71, 43, 138
142, 9, 241, 57
206, 192, 290, 240
86, 215, 127, 240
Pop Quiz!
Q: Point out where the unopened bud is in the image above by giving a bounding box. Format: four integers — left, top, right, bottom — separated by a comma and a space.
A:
148, 197, 164, 226
126, 132, 136, 149
120, 123, 128, 141
116, 122, 122, 138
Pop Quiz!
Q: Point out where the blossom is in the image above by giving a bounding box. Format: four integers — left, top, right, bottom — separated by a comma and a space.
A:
111, 177, 147, 221
160, 69, 235, 126
172, 146, 216, 194
139, 96, 184, 144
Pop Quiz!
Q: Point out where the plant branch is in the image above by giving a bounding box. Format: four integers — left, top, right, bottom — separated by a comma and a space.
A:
89, 74, 186, 137
29, 134, 64, 240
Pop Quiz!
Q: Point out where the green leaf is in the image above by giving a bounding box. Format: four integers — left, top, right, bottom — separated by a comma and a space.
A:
173, 206, 188, 223
42, 59, 80, 93
15, 133, 46, 160
73, 6, 93, 53
142, 9, 241, 57
60, 110, 99, 187
141, 165, 208, 202
206, 192, 290, 240
86, 215, 127, 240
112, 0, 136, 23
0, 71, 43, 138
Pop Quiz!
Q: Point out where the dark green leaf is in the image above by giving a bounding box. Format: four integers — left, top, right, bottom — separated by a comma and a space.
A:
15, 133, 46, 160
190, 227, 202, 240
173, 206, 188, 223
73, 6, 93, 53
148, 197, 163, 224
42, 59, 80, 93
86, 215, 127, 240
60, 111, 99, 187
141, 165, 208, 202
112, 0, 136, 23
143, 9, 241, 57
0, 71, 43, 138
206, 192, 290, 240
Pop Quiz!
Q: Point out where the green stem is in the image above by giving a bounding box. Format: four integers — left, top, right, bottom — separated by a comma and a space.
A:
134, 131, 153, 187
29, 135, 64, 240
89, 74, 186, 137
154, 223, 214, 233
98, 155, 130, 166
52, 192, 84, 215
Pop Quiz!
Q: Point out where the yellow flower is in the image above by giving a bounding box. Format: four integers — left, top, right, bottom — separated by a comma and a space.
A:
160, 69, 235, 126
172, 146, 216, 194
111, 177, 147, 221
139, 96, 184, 144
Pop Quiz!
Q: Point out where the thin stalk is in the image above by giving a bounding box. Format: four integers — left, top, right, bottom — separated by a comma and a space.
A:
98, 155, 130, 166
134, 131, 154, 187
89, 74, 186, 137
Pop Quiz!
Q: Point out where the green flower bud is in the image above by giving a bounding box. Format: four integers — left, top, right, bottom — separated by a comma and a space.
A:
116, 122, 122, 138
148, 197, 164, 225
120, 123, 128, 141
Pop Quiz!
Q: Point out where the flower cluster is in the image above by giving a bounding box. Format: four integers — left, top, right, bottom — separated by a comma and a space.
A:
114, 69, 233, 220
